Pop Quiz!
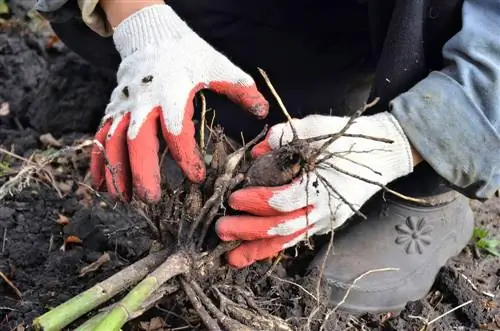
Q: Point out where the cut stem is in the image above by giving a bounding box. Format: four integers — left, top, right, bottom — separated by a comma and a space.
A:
93, 251, 191, 331
32, 249, 171, 331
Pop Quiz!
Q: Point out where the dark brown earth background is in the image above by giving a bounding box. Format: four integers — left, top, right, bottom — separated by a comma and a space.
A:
1, 2, 499, 331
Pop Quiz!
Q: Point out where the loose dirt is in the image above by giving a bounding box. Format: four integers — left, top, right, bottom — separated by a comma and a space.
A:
1, 7, 499, 331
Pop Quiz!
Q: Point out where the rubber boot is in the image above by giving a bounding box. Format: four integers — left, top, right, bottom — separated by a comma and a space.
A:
308, 188, 474, 314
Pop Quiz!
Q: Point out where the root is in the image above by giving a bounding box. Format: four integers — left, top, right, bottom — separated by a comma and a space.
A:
181, 279, 221, 331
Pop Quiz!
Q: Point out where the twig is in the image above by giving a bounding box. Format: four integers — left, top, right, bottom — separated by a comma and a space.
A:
427, 300, 473, 325
181, 278, 221, 331
197, 241, 241, 270
312, 97, 380, 160
324, 153, 382, 176
0, 147, 30, 163
317, 162, 429, 205
270, 276, 318, 301
257, 251, 286, 284
0, 140, 93, 200
315, 171, 367, 219
78, 253, 111, 277
0, 271, 22, 299
330, 268, 399, 313
459, 273, 495, 298
258, 68, 298, 139
134, 204, 160, 239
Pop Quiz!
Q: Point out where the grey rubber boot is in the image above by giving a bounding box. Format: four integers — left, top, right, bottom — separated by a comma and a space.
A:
308, 189, 474, 314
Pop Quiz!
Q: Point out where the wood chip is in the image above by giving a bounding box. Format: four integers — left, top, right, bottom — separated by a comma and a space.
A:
0, 271, 22, 299
39, 133, 62, 148
0, 102, 9, 116
79, 253, 111, 277
56, 214, 70, 225
139, 317, 166, 331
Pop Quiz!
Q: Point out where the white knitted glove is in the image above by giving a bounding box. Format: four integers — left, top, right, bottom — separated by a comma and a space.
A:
216, 112, 414, 268
90, 4, 268, 202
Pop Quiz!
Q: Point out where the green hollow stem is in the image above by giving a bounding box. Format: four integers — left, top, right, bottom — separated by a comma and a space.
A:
73, 312, 107, 331
94, 251, 191, 331
32, 249, 171, 331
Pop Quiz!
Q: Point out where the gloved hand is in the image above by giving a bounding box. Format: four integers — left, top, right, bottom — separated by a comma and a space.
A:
90, 4, 269, 202
216, 112, 414, 268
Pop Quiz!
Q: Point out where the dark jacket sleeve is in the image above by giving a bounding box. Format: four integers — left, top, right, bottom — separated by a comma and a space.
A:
391, 0, 500, 200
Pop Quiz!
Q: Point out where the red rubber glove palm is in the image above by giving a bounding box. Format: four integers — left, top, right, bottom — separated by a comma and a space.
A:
90, 4, 268, 202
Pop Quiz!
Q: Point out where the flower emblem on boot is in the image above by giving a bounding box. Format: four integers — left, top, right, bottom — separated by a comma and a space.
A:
395, 216, 432, 254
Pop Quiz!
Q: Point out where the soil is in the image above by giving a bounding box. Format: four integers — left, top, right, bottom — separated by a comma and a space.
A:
1, 6, 500, 331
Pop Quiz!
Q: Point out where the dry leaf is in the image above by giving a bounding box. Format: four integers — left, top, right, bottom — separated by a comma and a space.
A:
56, 214, 70, 225
57, 180, 73, 195
39, 133, 62, 148
0, 102, 9, 116
79, 253, 110, 277
64, 235, 82, 245
139, 317, 166, 331
75, 184, 93, 208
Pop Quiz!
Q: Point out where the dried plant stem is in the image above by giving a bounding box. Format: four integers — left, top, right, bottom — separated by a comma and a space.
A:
258, 67, 298, 139
0, 271, 22, 299
189, 280, 251, 331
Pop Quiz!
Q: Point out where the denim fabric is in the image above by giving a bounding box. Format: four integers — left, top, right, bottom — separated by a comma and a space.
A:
391, 0, 500, 200
35, 0, 79, 23
34, 0, 68, 13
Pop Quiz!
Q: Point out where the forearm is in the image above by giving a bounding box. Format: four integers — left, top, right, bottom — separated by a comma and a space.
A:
391, 0, 500, 200
99, 0, 164, 27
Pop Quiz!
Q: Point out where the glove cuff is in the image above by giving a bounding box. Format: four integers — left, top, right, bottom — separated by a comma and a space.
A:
113, 4, 191, 58
365, 112, 414, 182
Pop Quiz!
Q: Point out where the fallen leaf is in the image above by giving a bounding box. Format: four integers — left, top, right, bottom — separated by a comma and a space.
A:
64, 235, 82, 245
139, 317, 166, 331
39, 133, 62, 148
0, 102, 9, 116
57, 180, 73, 195
75, 184, 93, 208
56, 214, 70, 225
79, 253, 111, 277
149, 317, 165, 330
16, 324, 25, 331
